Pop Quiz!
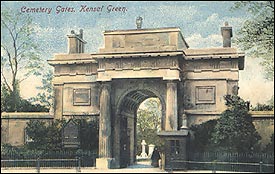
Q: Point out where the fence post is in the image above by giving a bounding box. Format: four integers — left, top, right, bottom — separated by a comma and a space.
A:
36, 158, 40, 173
259, 161, 263, 173
76, 156, 81, 173
169, 158, 173, 173
212, 160, 216, 173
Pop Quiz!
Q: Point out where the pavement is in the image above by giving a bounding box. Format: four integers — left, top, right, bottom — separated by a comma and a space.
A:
1, 161, 248, 173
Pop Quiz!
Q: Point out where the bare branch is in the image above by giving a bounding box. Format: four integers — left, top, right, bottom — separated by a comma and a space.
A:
1, 69, 12, 92
16, 41, 27, 54
1, 44, 15, 75
1, 19, 17, 49
18, 73, 31, 83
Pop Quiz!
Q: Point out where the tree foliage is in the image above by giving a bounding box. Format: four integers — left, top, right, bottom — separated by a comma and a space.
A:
232, 1, 274, 80
29, 69, 54, 109
1, 84, 14, 112
25, 118, 99, 152
211, 95, 261, 153
25, 119, 65, 151
263, 133, 274, 153
1, 9, 43, 111
1, 83, 48, 112
190, 119, 217, 152
251, 103, 274, 111
25, 120, 49, 150
76, 118, 99, 151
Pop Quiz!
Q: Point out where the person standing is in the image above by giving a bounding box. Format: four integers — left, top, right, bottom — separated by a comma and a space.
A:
151, 147, 161, 167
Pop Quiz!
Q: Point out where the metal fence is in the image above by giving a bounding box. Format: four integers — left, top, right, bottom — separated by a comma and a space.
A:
170, 152, 274, 173
1, 150, 98, 168
1, 158, 81, 173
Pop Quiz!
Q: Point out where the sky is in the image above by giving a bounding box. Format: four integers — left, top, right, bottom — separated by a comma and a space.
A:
1, 1, 274, 106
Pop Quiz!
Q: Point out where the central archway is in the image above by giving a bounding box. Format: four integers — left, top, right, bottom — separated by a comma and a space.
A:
115, 88, 166, 168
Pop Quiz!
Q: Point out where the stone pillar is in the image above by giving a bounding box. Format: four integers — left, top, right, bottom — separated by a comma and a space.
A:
113, 113, 121, 168
53, 85, 63, 120
165, 81, 178, 131
96, 82, 113, 169
128, 118, 135, 165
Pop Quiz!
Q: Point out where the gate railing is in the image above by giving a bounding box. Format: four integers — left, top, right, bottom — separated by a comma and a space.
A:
170, 159, 274, 173
1, 150, 98, 168
1, 158, 81, 173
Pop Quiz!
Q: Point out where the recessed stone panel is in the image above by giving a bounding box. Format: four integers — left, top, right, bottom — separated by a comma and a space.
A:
195, 86, 216, 104
73, 88, 91, 106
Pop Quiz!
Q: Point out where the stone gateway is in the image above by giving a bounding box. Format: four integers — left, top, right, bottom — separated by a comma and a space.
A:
48, 23, 245, 169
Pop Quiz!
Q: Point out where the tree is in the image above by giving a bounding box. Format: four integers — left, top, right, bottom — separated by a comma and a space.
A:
25, 120, 48, 151
25, 119, 65, 151
190, 119, 217, 152
29, 69, 54, 110
211, 95, 261, 153
25, 118, 99, 152
1, 84, 13, 112
1, 82, 48, 112
232, 1, 274, 80
45, 119, 65, 151
1, 9, 43, 111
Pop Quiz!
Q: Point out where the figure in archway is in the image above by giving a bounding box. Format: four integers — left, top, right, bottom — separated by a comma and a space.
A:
151, 147, 161, 167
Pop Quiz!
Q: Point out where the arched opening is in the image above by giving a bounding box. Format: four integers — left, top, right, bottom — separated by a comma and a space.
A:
117, 89, 165, 168
136, 98, 164, 160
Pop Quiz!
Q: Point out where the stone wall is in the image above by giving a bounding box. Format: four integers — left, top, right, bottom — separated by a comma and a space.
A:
250, 111, 274, 148
1, 112, 53, 147
2, 110, 272, 149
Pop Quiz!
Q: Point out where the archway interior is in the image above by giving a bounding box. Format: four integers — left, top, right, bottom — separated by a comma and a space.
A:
120, 90, 158, 114
136, 97, 162, 157
119, 89, 163, 167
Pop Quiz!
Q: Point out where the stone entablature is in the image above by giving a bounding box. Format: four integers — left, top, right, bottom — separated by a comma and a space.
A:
183, 48, 244, 72
97, 55, 181, 71
48, 54, 98, 76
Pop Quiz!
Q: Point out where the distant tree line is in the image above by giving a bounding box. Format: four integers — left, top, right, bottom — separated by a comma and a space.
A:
1, 83, 49, 112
